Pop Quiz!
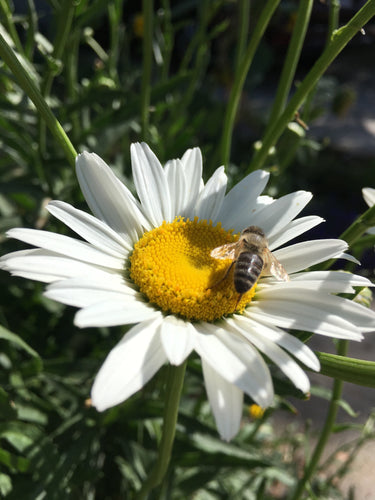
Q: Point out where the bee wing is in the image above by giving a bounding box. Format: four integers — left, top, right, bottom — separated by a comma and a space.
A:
263, 249, 289, 281
210, 242, 237, 260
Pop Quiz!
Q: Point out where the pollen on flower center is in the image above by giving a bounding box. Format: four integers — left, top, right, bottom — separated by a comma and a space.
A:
129, 217, 256, 321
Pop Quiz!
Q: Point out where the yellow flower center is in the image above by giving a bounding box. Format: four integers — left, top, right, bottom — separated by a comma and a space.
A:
129, 217, 256, 322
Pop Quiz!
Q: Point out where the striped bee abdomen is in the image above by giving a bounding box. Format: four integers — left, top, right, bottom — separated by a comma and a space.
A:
233, 252, 263, 293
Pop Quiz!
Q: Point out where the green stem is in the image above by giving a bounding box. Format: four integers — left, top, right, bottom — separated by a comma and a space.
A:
167, 0, 210, 156
0, 0, 24, 55
234, 0, 250, 73
267, 0, 313, 126
24, 0, 38, 60
0, 30, 77, 167
338, 202, 375, 246
160, 0, 173, 82
107, 0, 122, 82
220, 0, 281, 168
136, 361, 187, 499
328, 0, 341, 42
65, 31, 80, 145
141, 0, 153, 142
291, 340, 348, 500
249, 0, 375, 172
41, 0, 76, 97
39, 0, 76, 157
179, 0, 210, 73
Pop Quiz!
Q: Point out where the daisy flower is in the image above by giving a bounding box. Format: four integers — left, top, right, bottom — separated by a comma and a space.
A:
2, 143, 375, 441
362, 187, 375, 234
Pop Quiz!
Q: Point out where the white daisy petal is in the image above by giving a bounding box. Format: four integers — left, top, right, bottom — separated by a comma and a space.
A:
131, 142, 172, 225
363, 187, 375, 208
217, 170, 270, 231
240, 315, 320, 371
251, 191, 313, 237
193, 166, 227, 221
194, 323, 274, 408
273, 239, 349, 274
6, 228, 125, 270
91, 318, 166, 411
159, 316, 195, 365
202, 360, 243, 441
335, 252, 361, 264
180, 147, 203, 215
76, 152, 149, 242
44, 276, 138, 308
74, 299, 161, 328
268, 216, 324, 250
260, 271, 372, 294
249, 292, 366, 340
164, 159, 186, 216
227, 318, 311, 394
0, 249, 112, 283
47, 200, 131, 255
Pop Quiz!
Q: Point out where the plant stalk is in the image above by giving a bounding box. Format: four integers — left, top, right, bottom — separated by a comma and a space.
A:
291, 340, 348, 500
136, 361, 187, 499
39, 0, 76, 157
267, 0, 313, 126
141, 0, 154, 141
0, 30, 77, 167
221, 0, 281, 168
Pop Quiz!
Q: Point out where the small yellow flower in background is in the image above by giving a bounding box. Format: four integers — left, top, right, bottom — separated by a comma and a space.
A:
249, 404, 265, 420
1, 142, 375, 440
133, 13, 144, 38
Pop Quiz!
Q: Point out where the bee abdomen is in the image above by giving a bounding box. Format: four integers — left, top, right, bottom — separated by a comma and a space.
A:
234, 252, 263, 293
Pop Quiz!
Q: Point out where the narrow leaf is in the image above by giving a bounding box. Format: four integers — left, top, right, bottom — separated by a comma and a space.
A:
316, 351, 375, 388
0, 325, 40, 358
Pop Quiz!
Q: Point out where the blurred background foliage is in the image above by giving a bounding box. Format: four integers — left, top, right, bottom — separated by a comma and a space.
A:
1, 0, 375, 498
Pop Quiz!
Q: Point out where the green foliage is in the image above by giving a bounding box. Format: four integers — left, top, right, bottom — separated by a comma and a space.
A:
0, 0, 375, 498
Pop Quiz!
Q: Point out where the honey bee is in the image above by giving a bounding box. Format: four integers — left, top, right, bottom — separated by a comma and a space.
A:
210, 225, 289, 302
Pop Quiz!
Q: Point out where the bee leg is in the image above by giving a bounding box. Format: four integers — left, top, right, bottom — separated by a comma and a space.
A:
235, 293, 243, 311
207, 261, 235, 290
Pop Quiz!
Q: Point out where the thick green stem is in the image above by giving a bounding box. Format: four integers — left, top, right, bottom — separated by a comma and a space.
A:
291, 340, 348, 500
0, 31, 77, 167
136, 361, 187, 499
220, 0, 281, 168
141, 0, 153, 142
249, 0, 375, 173
267, 0, 313, 126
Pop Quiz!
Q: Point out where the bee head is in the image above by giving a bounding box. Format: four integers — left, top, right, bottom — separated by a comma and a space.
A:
242, 226, 265, 237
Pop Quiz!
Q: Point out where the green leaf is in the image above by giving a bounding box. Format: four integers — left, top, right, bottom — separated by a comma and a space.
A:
0, 422, 42, 452
0, 472, 12, 496
0, 447, 30, 473
337, 399, 359, 418
0, 388, 17, 420
316, 351, 375, 388
0, 325, 40, 358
